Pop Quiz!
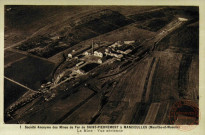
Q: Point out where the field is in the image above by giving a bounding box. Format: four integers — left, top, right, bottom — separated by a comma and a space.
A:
4, 6, 99, 48
95, 50, 198, 124
14, 87, 94, 124
129, 8, 174, 32
156, 21, 199, 52
136, 17, 173, 32
5, 6, 159, 47
4, 79, 28, 110
61, 93, 101, 124
13, 9, 134, 58
4, 51, 26, 66
5, 56, 55, 90
6, 6, 169, 59
150, 53, 182, 102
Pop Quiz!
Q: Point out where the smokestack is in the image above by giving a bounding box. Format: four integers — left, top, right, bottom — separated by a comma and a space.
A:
92, 40, 94, 54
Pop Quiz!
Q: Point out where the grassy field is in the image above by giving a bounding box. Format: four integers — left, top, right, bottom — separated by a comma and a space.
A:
5, 56, 55, 90
90, 23, 155, 42
156, 21, 199, 53
5, 6, 159, 47
136, 17, 173, 32
187, 55, 199, 100
149, 52, 182, 102
129, 8, 174, 32
61, 93, 101, 124
4, 51, 26, 66
13, 9, 134, 58
5, 6, 98, 48
150, 22, 199, 100
94, 57, 153, 124
15, 87, 94, 124
5, 6, 163, 58
4, 79, 28, 110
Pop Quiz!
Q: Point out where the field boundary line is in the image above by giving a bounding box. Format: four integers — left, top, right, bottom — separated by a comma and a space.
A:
4, 76, 36, 92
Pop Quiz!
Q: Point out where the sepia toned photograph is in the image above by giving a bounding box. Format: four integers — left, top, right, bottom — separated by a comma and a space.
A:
4, 5, 199, 125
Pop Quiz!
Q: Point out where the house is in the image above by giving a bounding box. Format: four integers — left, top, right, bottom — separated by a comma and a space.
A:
116, 54, 123, 59
76, 61, 85, 67
105, 51, 124, 59
84, 49, 93, 56
84, 51, 91, 56
68, 53, 72, 58
178, 17, 188, 22
94, 51, 103, 58
76, 69, 85, 75
98, 59, 103, 64
105, 48, 110, 53
97, 57, 107, 64
51, 36, 60, 40
116, 50, 125, 54
124, 41, 135, 44
109, 41, 123, 48
124, 49, 132, 54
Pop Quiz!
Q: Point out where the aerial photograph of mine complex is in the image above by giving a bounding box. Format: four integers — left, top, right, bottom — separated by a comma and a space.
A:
4, 6, 199, 124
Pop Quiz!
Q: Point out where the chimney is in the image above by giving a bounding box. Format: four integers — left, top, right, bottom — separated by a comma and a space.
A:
92, 40, 94, 54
